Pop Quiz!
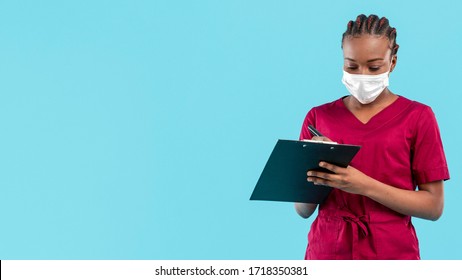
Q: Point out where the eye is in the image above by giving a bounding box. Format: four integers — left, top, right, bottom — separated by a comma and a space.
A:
369, 66, 381, 72
346, 66, 358, 70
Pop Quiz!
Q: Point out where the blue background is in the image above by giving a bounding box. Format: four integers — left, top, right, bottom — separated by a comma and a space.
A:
0, 0, 460, 259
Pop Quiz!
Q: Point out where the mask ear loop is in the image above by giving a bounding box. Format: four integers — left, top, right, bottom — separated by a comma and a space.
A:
389, 55, 395, 73
384, 56, 393, 90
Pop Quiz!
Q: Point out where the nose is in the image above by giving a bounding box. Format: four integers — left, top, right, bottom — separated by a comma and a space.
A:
359, 67, 369, 75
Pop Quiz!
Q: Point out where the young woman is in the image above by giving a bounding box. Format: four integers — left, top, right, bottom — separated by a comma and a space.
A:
294, 14, 450, 260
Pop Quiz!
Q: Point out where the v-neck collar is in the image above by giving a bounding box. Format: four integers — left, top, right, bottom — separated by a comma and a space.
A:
336, 95, 407, 128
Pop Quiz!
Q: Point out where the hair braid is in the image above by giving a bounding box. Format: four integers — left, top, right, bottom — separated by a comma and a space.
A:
341, 14, 399, 56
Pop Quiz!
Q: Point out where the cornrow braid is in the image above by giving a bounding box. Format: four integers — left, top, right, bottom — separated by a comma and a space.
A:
341, 14, 399, 56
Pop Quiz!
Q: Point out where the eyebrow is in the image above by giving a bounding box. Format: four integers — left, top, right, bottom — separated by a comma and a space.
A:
344, 57, 384, 62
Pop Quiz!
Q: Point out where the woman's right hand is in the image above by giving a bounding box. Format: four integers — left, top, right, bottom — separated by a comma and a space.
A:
310, 136, 334, 142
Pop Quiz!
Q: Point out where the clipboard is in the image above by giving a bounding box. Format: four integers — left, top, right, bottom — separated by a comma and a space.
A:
250, 139, 361, 204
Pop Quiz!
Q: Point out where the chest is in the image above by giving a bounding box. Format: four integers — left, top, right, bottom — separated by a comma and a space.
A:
347, 107, 388, 125
315, 111, 416, 171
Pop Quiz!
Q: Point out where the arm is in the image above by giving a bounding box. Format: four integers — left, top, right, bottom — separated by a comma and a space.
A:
307, 162, 444, 221
366, 180, 444, 221
365, 179, 444, 221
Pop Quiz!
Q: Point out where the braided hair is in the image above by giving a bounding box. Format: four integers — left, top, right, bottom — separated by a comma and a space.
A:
342, 14, 399, 56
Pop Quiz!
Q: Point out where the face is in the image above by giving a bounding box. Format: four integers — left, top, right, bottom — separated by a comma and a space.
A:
342, 35, 397, 75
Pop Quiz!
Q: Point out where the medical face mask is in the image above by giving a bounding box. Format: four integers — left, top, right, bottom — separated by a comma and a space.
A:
341, 70, 390, 104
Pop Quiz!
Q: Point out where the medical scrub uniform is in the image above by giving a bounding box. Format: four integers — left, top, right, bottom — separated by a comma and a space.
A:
300, 96, 450, 260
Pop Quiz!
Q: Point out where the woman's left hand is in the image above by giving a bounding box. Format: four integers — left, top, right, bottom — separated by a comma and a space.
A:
307, 161, 372, 196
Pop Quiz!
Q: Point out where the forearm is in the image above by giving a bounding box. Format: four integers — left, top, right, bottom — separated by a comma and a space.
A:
363, 178, 444, 221
307, 162, 444, 221
294, 203, 318, 219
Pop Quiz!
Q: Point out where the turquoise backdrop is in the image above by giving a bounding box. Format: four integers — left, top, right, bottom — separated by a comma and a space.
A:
0, 0, 460, 259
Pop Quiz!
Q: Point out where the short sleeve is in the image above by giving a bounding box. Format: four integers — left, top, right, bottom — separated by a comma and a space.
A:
411, 106, 450, 185
299, 108, 316, 141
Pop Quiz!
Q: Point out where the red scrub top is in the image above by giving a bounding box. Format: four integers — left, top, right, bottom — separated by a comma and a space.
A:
299, 96, 450, 260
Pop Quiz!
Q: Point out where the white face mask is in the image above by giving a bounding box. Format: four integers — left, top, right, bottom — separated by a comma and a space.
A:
341, 70, 390, 104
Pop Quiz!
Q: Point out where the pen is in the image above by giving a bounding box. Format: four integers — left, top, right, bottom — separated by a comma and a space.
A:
308, 125, 324, 137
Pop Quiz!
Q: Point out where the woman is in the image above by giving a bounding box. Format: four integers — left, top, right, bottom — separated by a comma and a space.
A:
294, 14, 450, 260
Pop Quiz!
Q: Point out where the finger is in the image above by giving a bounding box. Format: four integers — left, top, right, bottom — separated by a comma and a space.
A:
312, 136, 334, 142
311, 136, 329, 142
307, 170, 322, 177
309, 174, 344, 188
307, 170, 336, 181
308, 176, 333, 187
319, 161, 341, 173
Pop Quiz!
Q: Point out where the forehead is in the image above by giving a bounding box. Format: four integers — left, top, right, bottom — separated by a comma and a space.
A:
342, 35, 391, 60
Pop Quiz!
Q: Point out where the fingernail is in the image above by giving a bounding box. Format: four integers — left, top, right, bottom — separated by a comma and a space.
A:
307, 178, 312, 182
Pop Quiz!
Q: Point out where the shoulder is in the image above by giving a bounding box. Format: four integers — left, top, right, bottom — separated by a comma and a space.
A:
398, 96, 440, 136
299, 98, 344, 138
302, 97, 345, 125
399, 96, 434, 114
306, 97, 345, 116
395, 96, 437, 127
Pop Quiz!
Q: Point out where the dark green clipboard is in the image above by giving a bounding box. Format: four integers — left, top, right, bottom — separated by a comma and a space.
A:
250, 139, 361, 204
